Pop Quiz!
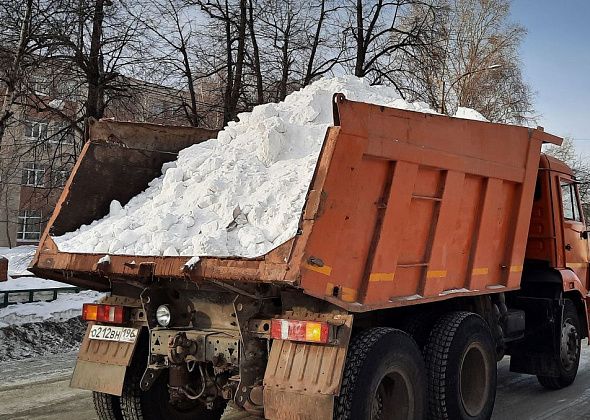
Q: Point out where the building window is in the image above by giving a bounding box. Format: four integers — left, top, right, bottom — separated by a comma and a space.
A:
31, 78, 50, 96
17, 210, 42, 241
48, 123, 75, 145
50, 169, 69, 187
22, 163, 45, 187
24, 120, 48, 141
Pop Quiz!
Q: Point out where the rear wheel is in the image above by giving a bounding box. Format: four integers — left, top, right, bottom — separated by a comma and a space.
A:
537, 299, 581, 390
93, 391, 123, 420
334, 327, 426, 420
424, 312, 496, 420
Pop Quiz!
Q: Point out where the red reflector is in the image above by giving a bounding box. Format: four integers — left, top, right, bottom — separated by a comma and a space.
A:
82, 303, 125, 324
270, 319, 330, 344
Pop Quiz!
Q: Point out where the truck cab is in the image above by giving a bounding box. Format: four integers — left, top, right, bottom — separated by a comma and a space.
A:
527, 154, 589, 298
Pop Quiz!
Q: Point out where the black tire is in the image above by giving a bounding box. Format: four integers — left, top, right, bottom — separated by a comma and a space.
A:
537, 299, 581, 390
120, 351, 225, 420
93, 391, 123, 420
335, 327, 426, 420
424, 312, 497, 420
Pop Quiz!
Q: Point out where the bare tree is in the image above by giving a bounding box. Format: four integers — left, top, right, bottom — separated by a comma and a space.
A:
339, 0, 435, 87
405, 0, 533, 123
0, 0, 35, 148
194, 0, 247, 125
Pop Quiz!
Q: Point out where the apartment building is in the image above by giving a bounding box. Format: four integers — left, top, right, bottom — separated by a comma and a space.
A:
0, 70, 221, 248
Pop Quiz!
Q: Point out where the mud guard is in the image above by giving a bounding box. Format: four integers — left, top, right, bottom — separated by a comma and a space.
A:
70, 322, 140, 396
557, 268, 590, 339
262, 314, 352, 419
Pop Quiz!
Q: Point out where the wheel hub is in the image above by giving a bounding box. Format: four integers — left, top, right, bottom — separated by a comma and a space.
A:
459, 342, 490, 417
371, 370, 413, 420
560, 321, 579, 370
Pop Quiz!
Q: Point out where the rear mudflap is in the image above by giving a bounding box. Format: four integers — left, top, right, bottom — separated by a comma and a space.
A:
70, 322, 140, 396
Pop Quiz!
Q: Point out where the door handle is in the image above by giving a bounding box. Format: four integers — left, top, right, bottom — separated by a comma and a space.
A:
565, 244, 572, 251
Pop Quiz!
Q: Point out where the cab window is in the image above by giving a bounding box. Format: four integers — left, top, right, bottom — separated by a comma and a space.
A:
561, 182, 582, 222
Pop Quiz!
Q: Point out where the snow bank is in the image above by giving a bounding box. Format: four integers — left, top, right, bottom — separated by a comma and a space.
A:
454, 107, 488, 122
54, 76, 482, 258
0, 246, 71, 290
0, 290, 103, 327
0, 246, 37, 277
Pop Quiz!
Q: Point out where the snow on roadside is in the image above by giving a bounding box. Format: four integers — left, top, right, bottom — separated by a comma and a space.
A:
0, 246, 72, 290
0, 290, 103, 327
0, 317, 87, 361
0, 245, 37, 277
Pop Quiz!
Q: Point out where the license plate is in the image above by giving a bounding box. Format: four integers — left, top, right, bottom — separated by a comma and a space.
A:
89, 325, 138, 343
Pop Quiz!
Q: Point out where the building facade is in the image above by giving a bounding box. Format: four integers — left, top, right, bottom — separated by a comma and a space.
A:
0, 71, 221, 248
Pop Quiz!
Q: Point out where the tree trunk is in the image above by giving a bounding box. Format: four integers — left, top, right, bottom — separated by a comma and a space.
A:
304, 0, 325, 86
248, 0, 264, 105
354, 0, 365, 77
224, 0, 247, 124
0, 0, 34, 150
278, 16, 292, 101
85, 0, 106, 136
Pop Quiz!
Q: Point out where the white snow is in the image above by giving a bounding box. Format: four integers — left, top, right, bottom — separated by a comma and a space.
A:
454, 107, 488, 122
0, 246, 71, 291
54, 76, 484, 259
0, 290, 103, 327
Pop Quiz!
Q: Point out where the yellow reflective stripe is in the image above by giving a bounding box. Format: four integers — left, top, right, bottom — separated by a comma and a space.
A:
472, 267, 489, 276
369, 272, 395, 282
427, 270, 447, 278
567, 263, 587, 268
303, 262, 332, 276
341, 287, 358, 302
325, 282, 358, 303
510, 265, 523, 273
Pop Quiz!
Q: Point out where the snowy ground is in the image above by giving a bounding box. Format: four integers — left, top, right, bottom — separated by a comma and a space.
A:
0, 317, 86, 361
0, 246, 102, 362
1, 348, 590, 419
0, 245, 71, 290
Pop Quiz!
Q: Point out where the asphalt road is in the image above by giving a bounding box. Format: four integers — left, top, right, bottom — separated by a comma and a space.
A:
2, 348, 590, 419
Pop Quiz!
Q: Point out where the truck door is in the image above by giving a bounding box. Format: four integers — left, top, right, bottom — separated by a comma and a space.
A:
559, 179, 589, 283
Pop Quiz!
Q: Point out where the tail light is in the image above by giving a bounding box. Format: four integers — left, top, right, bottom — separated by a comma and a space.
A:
270, 319, 330, 344
82, 303, 126, 324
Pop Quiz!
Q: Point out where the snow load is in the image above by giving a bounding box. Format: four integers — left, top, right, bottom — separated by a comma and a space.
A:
54, 76, 485, 258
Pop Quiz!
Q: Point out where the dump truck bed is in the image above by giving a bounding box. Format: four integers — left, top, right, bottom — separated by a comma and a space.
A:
31, 95, 561, 311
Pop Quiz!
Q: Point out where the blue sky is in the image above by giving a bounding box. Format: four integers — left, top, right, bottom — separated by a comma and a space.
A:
510, 0, 590, 156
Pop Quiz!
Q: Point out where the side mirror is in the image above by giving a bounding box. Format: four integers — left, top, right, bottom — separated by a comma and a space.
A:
581, 230, 590, 240
0, 256, 7, 282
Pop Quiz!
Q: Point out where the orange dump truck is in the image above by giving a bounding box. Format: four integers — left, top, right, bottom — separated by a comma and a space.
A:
30, 95, 590, 420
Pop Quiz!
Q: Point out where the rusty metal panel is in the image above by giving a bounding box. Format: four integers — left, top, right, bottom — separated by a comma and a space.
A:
299, 96, 559, 310
263, 389, 334, 420
0, 257, 7, 282
70, 359, 127, 396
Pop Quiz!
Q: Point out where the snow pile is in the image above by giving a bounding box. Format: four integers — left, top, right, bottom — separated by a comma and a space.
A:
54, 76, 481, 258
0, 246, 37, 277
0, 246, 71, 290
0, 290, 103, 327
454, 107, 488, 122
0, 318, 86, 361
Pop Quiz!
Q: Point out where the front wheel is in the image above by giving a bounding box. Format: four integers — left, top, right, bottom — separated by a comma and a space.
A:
334, 327, 426, 420
537, 299, 581, 390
